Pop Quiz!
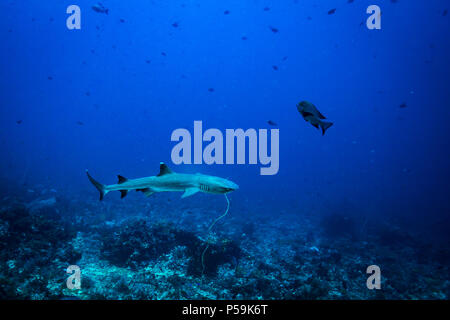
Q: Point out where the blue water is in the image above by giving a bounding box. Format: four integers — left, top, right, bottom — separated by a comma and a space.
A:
0, 0, 449, 300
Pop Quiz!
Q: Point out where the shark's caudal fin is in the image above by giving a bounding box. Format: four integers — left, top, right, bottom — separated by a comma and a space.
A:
86, 170, 108, 201
320, 121, 333, 135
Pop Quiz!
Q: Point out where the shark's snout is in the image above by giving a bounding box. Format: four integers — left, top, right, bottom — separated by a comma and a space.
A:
224, 181, 239, 192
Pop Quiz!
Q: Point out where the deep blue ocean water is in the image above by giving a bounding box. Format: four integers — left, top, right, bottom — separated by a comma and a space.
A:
0, 0, 449, 300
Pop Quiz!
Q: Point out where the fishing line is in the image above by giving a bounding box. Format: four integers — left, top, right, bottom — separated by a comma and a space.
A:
201, 194, 230, 275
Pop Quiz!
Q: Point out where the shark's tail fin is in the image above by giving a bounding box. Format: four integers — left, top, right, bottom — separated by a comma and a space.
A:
320, 121, 333, 136
86, 170, 108, 201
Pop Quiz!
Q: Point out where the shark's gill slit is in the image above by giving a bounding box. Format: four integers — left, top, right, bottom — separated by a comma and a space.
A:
201, 194, 230, 275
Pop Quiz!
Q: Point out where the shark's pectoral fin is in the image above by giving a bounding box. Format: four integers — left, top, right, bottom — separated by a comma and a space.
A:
137, 188, 154, 197
182, 188, 200, 198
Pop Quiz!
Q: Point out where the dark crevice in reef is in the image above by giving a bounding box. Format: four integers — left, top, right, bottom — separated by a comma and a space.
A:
99, 220, 241, 277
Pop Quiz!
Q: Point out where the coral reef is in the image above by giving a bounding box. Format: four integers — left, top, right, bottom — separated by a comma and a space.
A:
0, 204, 80, 299
0, 192, 448, 300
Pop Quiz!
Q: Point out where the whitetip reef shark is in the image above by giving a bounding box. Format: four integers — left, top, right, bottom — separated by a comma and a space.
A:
86, 162, 238, 200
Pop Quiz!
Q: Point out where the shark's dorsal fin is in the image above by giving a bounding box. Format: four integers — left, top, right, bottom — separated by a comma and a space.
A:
117, 175, 128, 184
158, 162, 173, 176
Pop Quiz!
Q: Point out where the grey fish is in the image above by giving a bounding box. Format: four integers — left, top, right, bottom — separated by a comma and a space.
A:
296, 101, 333, 135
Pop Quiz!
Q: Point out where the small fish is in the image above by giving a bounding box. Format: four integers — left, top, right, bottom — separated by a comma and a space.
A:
263, 7, 270, 11
208, 88, 215, 92
267, 120, 278, 126
328, 8, 336, 15
347, 0, 354, 3
269, 26, 279, 33
224, 10, 230, 15
16, 120, 23, 124
443, 9, 448, 16
119, 18, 125, 23
297, 101, 333, 135
92, 3, 109, 14
272, 65, 278, 71
161, 52, 167, 56
241, 36, 248, 40
76, 121, 84, 126
47, 76, 53, 80
399, 102, 407, 108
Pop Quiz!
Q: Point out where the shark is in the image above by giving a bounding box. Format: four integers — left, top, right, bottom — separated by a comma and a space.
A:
86, 162, 239, 200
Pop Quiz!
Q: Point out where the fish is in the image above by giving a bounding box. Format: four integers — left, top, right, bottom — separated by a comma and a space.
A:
86, 162, 239, 201
267, 120, 278, 126
296, 101, 334, 135
269, 26, 279, 33
92, 3, 109, 14
328, 8, 336, 15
